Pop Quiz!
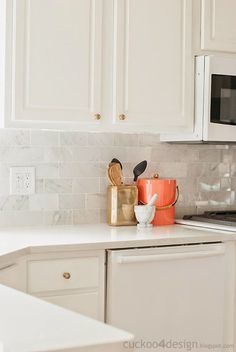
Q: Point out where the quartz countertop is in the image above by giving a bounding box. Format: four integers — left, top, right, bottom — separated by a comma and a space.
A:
0, 222, 235, 352
0, 284, 133, 352
0, 223, 235, 261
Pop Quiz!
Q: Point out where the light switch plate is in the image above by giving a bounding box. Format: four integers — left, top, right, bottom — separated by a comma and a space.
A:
10, 167, 35, 195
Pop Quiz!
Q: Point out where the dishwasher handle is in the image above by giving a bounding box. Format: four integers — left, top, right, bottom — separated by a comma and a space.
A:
116, 247, 225, 264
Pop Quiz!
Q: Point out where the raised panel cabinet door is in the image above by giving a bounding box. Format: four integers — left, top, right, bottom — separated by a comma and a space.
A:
42, 291, 104, 321
201, 0, 236, 52
4, 0, 103, 127
113, 0, 194, 133
0, 260, 27, 292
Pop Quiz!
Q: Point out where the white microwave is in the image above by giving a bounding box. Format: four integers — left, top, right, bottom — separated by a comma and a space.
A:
161, 55, 236, 143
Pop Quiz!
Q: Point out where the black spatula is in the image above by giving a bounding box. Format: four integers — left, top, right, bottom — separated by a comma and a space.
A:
133, 160, 147, 182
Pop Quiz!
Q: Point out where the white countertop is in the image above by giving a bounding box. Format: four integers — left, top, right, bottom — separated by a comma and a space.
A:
0, 223, 236, 261
0, 284, 133, 352
0, 222, 235, 352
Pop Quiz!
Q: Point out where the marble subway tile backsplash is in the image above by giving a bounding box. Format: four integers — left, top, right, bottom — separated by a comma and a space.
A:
0, 129, 235, 227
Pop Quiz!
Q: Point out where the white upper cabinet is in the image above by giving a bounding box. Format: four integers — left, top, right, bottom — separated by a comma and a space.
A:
112, 0, 194, 133
2, 0, 195, 132
201, 0, 236, 52
3, 0, 103, 129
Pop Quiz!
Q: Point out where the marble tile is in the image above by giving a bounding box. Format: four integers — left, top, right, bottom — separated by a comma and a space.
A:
60, 132, 88, 146
45, 147, 74, 162
139, 134, 160, 146
0, 179, 10, 195
31, 130, 59, 146
0, 147, 44, 163
125, 147, 152, 163
44, 210, 73, 226
151, 146, 199, 162
220, 178, 231, 191
157, 162, 188, 178
0, 165, 10, 179
0, 211, 44, 227
0, 196, 28, 211
209, 163, 230, 177
36, 163, 59, 179
86, 193, 106, 210
59, 194, 85, 210
198, 177, 221, 192
88, 133, 114, 146
60, 162, 105, 178
29, 194, 59, 211
73, 209, 100, 224
100, 147, 127, 163
0, 130, 30, 146
114, 133, 139, 146
199, 149, 222, 162
35, 179, 44, 193
0, 129, 234, 227
175, 205, 197, 218
99, 177, 109, 193
45, 179, 73, 193
72, 147, 101, 162
197, 190, 234, 206
73, 178, 100, 194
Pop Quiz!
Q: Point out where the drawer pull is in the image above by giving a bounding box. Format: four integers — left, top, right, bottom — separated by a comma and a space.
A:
63, 272, 71, 280
119, 114, 126, 121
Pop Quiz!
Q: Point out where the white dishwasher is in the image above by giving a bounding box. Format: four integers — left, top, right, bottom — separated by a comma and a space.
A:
106, 243, 234, 351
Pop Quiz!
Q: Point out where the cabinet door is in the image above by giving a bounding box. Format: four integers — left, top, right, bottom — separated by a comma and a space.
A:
0, 260, 27, 292
201, 0, 236, 52
113, 0, 194, 133
5, 0, 103, 128
42, 291, 103, 321
28, 250, 105, 321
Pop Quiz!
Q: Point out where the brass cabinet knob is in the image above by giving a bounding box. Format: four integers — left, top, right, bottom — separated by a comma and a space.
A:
63, 272, 71, 280
119, 114, 126, 121
94, 113, 102, 120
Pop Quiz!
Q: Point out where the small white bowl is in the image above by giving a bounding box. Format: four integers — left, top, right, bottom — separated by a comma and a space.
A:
134, 205, 156, 228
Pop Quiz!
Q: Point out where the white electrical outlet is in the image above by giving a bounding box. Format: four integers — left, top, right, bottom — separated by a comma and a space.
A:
10, 167, 35, 195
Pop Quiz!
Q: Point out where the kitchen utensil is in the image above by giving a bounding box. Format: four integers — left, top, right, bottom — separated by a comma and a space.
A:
108, 163, 123, 186
133, 160, 147, 182
111, 158, 123, 170
147, 193, 158, 206
134, 205, 156, 229
107, 163, 115, 185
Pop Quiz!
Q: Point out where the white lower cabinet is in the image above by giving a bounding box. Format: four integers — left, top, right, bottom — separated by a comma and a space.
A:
0, 241, 235, 348
0, 258, 27, 292
106, 243, 235, 351
27, 250, 105, 321
42, 291, 100, 319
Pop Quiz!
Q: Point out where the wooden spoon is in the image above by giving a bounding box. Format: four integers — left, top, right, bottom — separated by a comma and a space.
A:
108, 163, 123, 186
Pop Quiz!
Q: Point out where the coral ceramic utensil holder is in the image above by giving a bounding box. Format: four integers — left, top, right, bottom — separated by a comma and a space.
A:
107, 185, 138, 226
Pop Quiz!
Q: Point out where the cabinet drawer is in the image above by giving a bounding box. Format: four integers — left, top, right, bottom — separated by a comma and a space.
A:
42, 292, 102, 321
28, 256, 99, 293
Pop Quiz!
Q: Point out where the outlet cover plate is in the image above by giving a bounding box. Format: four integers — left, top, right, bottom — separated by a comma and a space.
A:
10, 167, 35, 195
